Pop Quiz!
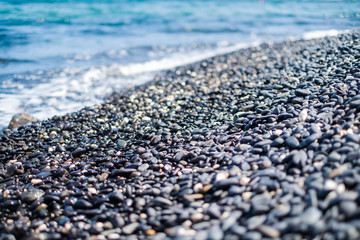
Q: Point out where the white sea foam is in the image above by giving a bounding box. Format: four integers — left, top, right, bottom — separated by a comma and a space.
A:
301, 29, 349, 40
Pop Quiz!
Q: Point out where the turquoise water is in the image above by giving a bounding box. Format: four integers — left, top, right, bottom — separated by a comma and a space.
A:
0, 0, 359, 127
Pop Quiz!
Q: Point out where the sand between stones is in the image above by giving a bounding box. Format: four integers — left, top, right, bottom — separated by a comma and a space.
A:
1, 31, 360, 239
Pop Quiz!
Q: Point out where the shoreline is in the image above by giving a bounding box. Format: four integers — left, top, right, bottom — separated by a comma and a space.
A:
1, 31, 360, 239
0, 29, 353, 129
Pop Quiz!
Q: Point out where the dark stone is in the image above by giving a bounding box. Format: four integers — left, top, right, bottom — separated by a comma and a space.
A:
295, 88, 311, 97
122, 222, 139, 235
108, 190, 124, 203
72, 148, 86, 158
285, 136, 300, 149
74, 199, 93, 209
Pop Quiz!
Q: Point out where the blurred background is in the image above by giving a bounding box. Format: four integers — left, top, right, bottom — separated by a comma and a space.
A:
0, 0, 359, 128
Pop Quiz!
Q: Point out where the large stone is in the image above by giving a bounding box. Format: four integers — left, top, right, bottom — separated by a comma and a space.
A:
8, 113, 37, 129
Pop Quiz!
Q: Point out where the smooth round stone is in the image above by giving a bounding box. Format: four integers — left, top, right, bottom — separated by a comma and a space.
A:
151, 136, 161, 145
6, 164, 19, 176
295, 88, 311, 97
206, 204, 221, 218
108, 190, 124, 203
285, 136, 300, 149
328, 151, 341, 162
71, 148, 86, 158
254, 140, 272, 147
35, 171, 51, 179
231, 155, 244, 165
240, 162, 251, 171
22, 189, 45, 203
8, 113, 37, 129
273, 204, 291, 218
74, 199, 93, 209
153, 197, 173, 206
239, 144, 251, 150
137, 147, 146, 154
258, 225, 280, 238
208, 225, 223, 240
116, 140, 127, 148
242, 231, 262, 240
122, 223, 139, 235
346, 134, 360, 143
230, 224, 246, 236
272, 137, 284, 147
349, 99, 360, 108
4, 199, 20, 210
299, 207, 322, 225
339, 200, 357, 217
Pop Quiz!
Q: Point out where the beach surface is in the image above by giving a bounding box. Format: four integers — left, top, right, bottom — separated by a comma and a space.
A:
1, 31, 360, 239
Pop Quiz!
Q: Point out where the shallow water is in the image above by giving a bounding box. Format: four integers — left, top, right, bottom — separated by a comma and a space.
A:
0, 0, 359, 127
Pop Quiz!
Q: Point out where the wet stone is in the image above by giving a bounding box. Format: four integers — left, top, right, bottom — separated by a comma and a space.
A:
272, 137, 284, 147
153, 197, 173, 206
116, 140, 127, 149
231, 155, 244, 165
240, 136, 253, 143
222, 211, 242, 231
295, 88, 311, 97
111, 168, 137, 177
299, 207, 322, 225
346, 134, 360, 143
273, 204, 291, 218
137, 147, 146, 154
108, 190, 124, 203
36, 171, 52, 179
8, 113, 37, 129
339, 200, 357, 218
208, 225, 223, 240
206, 204, 221, 218
74, 199, 93, 209
254, 140, 272, 147
230, 225, 247, 236
247, 215, 266, 230
228, 185, 245, 196
240, 161, 251, 171
328, 151, 342, 162
4, 200, 20, 210
6, 164, 19, 176
285, 136, 300, 149
151, 136, 162, 145
44, 195, 60, 203
239, 144, 251, 150
138, 163, 149, 172
243, 231, 262, 240
258, 225, 280, 238
72, 148, 86, 158
22, 189, 44, 203
349, 99, 360, 108
122, 223, 139, 235
300, 133, 322, 148
174, 151, 185, 161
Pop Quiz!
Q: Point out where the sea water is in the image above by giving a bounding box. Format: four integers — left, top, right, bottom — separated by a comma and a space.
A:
0, 0, 359, 128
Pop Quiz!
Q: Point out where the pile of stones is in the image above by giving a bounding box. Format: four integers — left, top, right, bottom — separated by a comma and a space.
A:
0, 31, 360, 239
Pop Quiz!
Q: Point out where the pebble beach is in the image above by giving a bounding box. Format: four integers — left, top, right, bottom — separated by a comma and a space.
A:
1, 31, 360, 239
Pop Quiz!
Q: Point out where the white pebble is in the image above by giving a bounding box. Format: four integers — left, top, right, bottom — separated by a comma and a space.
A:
299, 109, 308, 122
